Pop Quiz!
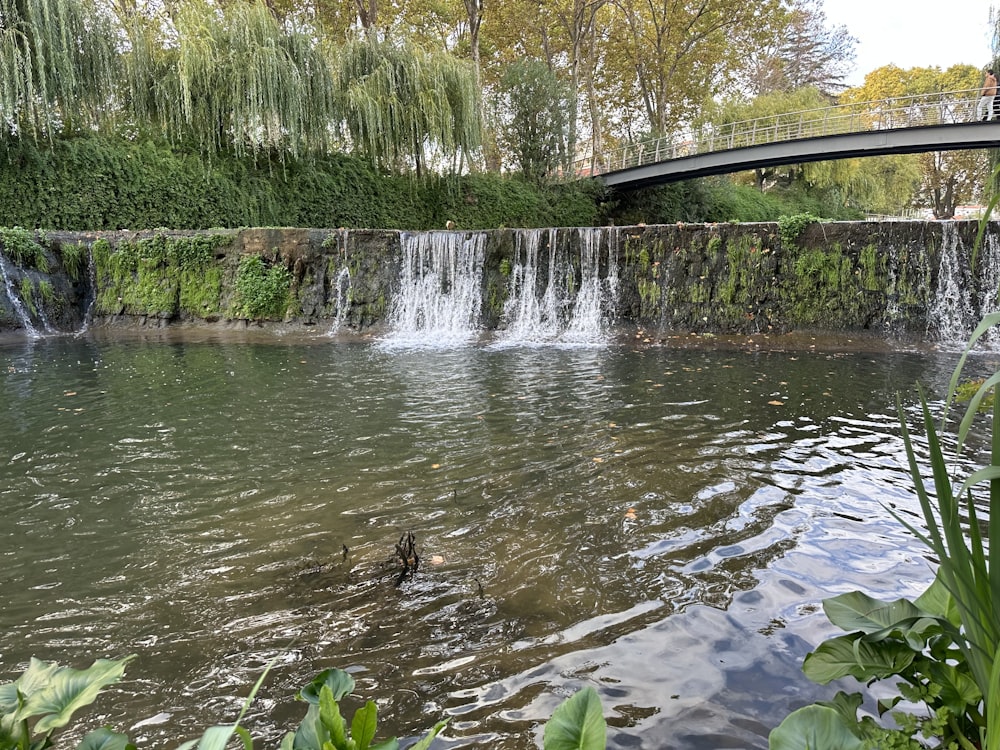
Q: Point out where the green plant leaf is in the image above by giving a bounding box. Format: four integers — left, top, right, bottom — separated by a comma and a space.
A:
76, 728, 135, 750
403, 720, 448, 750
299, 671, 355, 705
542, 687, 606, 750
318, 686, 347, 750
292, 704, 329, 750
802, 634, 916, 684
24, 657, 135, 734
768, 705, 865, 750
349, 702, 377, 750
822, 591, 925, 634
914, 573, 961, 625
926, 660, 982, 715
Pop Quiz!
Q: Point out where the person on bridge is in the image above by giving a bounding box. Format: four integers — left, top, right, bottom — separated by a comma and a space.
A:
978, 69, 998, 121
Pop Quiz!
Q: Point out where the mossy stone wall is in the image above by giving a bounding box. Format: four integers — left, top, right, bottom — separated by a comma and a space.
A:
0, 221, 986, 338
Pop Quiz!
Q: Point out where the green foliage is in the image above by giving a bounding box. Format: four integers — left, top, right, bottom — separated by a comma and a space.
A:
18, 277, 35, 314
284, 668, 447, 750
495, 59, 571, 183
333, 35, 481, 174
0, 227, 48, 271
777, 213, 822, 248
0, 135, 597, 231
61, 242, 87, 280
770, 311, 1000, 750
94, 233, 230, 317
542, 687, 606, 750
37, 280, 55, 305
0, 656, 135, 750
0, 0, 120, 141
234, 255, 292, 320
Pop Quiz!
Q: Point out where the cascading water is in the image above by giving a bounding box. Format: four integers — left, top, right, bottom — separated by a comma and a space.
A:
927, 222, 976, 346
0, 252, 38, 337
494, 227, 620, 348
328, 267, 353, 335
75, 249, 99, 336
974, 229, 1000, 347
379, 231, 487, 349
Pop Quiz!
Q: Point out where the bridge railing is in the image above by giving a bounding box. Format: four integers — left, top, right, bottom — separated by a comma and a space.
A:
581, 88, 984, 176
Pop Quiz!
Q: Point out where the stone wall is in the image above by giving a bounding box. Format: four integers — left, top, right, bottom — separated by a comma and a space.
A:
0, 221, 991, 339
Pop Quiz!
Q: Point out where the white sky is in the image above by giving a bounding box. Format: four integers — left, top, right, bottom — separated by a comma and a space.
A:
823, 0, 994, 86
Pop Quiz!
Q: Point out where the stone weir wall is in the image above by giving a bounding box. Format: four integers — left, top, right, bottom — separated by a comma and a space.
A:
0, 221, 994, 338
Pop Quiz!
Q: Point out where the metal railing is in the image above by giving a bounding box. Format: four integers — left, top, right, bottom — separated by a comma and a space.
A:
578, 88, 984, 176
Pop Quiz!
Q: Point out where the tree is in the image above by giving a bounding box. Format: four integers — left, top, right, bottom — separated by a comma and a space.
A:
600, 0, 783, 136
332, 34, 482, 174
494, 58, 571, 182
0, 0, 121, 140
124, 0, 337, 157
840, 64, 989, 218
746, 0, 856, 97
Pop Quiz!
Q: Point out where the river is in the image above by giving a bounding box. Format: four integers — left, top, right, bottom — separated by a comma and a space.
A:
0, 329, 993, 749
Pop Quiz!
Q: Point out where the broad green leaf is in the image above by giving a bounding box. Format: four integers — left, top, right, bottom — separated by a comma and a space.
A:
292, 704, 329, 750
27, 657, 135, 733
299, 671, 355, 705
914, 574, 961, 625
76, 728, 135, 750
815, 690, 863, 726
822, 591, 925, 634
404, 720, 448, 750
803, 634, 916, 684
349, 702, 377, 750
319, 686, 347, 750
279, 732, 295, 750
768, 705, 865, 750
368, 740, 399, 750
542, 687, 606, 750
927, 660, 983, 714
5, 659, 62, 716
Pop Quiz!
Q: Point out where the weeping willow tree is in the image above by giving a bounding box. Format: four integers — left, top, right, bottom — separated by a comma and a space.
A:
333, 35, 481, 175
0, 0, 121, 140
124, 0, 338, 157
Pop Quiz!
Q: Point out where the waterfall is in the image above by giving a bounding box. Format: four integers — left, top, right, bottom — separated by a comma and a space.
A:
75, 248, 98, 336
379, 231, 487, 350
328, 267, 353, 335
927, 222, 975, 346
494, 227, 620, 348
0, 252, 38, 337
975, 230, 1000, 347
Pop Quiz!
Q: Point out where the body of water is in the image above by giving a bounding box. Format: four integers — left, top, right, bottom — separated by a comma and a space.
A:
0, 331, 992, 749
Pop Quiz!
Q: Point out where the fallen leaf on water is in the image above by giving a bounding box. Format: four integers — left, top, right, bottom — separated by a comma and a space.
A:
428, 555, 445, 565
624, 507, 637, 520
593, 457, 604, 463
768, 400, 784, 406
431, 463, 441, 469
64, 391, 77, 397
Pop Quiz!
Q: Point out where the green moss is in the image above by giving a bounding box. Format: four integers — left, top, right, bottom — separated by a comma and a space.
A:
233, 254, 292, 320
92, 232, 232, 318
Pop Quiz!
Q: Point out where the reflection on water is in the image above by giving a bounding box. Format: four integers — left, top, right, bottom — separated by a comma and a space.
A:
0, 336, 991, 749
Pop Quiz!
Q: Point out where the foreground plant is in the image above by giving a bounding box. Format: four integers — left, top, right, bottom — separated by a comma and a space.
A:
769, 312, 1000, 750
0, 655, 135, 750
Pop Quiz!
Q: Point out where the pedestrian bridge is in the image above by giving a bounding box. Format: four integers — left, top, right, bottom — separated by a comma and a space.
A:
585, 88, 1000, 190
